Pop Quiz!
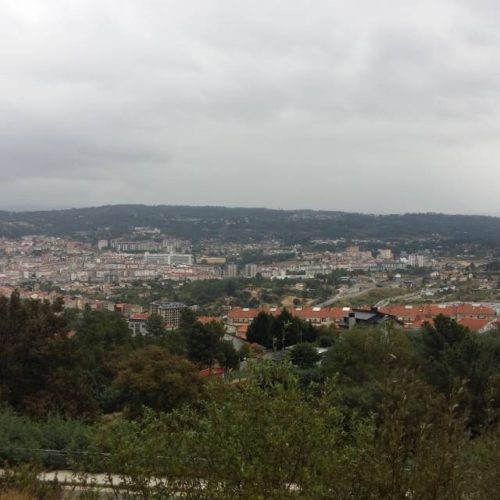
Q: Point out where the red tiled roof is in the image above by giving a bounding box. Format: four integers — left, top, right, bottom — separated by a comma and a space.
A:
457, 318, 491, 332
293, 307, 347, 320
198, 316, 223, 325
381, 303, 497, 323
425, 304, 456, 317
380, 305, 420, 319
199, 367, 225, 378
129, 313, 149, 321
236, 324, 249, 338
405, 318, 434, 330
456, 303, 496, 316
228, 306, 349, 323
228, 308, 260, 320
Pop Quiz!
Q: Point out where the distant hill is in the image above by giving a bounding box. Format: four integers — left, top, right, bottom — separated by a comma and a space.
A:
0, 204, 499, 244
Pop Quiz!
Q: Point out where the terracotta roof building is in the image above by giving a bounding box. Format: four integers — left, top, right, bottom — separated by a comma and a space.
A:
380, 303, 497, 331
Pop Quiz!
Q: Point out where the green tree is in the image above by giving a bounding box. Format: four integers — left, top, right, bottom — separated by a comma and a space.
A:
322, 325, 417, 414
0, 292, 97, 419
224, 279, 238, 296
247, 311, 274, 348
420, 315, 477, 389
74, 309, 133, 410
145, 313, 165, 337
290, 343, 321, 369
92, 363, 373, 498
216, 340, 240, 370
420, 316, 500, 430
161, 329, 187, 356
185, 321, 224, 367
179, 308, 197, 330
247, 310, 319, 350
272, 309, 297, 349
111, 345, 205, 418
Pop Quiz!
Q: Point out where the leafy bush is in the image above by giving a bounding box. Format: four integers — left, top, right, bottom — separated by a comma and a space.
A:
0, 408, 91, 469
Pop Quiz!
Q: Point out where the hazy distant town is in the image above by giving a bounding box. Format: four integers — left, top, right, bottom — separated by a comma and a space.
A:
2, 212, 500, 342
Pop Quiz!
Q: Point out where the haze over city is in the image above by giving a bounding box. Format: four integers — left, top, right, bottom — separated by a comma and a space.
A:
1, 0, 500, 214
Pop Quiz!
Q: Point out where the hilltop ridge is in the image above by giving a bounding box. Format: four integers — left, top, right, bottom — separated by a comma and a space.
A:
0, 204, 498, 244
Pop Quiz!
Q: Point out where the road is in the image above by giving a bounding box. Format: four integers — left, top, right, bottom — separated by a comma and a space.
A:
374, 291, 423, 309
2, 469, 184, 498
317, 283, 426, 309
316, 285, 378, 307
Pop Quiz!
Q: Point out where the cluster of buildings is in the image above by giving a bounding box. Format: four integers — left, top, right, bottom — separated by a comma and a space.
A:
126, 301, 499, 344
1, 232, 498, 348
0, 236, 210, 287
0, 267, 497, 347
251, 246, 430, 280
225, 306, 394, 338
107, 236, 191, 254
0, 234, 434, 293
224, 302, 498, 339
379, 303, 497, 332
224, 263, 258, 278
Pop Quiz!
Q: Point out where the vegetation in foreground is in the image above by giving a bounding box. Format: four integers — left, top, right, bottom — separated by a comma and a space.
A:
1, 293, 500, 497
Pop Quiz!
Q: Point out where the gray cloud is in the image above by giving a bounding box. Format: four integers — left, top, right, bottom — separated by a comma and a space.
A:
0, 0, 499, 214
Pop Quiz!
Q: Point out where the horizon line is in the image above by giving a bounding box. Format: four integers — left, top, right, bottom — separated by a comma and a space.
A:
0, 203, 499, 219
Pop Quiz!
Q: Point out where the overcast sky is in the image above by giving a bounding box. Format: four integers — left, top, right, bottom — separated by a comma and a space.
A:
1, 0, 500, 214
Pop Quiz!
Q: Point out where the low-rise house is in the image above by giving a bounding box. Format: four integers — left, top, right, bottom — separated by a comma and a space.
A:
341, 309, 404, 329
227, 306, 350, 328
380, 303, 497, 331
226, 305, 401, 340
128, 312, 149, 336
197, 316, 223, 325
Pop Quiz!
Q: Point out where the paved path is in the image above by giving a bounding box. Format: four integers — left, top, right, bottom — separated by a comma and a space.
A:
316, 285, 378, 307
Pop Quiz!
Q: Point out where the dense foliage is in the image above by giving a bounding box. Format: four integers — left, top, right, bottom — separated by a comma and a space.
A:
2, 292, 500, 497
247, 309, 319, 349
0, 408, 91, 469
2, 204, 500, 244
0, 293, 97, 419
110, 345, 205, 418
0, 294, 238, 420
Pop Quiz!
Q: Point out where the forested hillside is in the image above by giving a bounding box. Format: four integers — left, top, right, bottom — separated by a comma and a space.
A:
0, 204, 499, 244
